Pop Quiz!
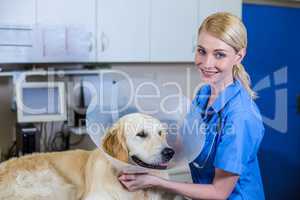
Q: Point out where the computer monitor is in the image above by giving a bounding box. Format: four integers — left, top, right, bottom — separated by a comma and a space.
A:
16, 82, 67, 123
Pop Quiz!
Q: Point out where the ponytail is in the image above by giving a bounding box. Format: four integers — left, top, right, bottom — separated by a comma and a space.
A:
233, 64, 257, 99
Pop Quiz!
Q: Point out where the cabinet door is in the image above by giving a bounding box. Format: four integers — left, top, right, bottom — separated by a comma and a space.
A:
36, 0, 96, 62
0, 0, 36, 63
150, 0, 198, 62
97, 0, 150, 62
0, 0, 35, 25
198, 0, 242, 25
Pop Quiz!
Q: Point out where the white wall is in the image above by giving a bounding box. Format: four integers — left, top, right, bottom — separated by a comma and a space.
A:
112, 63, 202, 98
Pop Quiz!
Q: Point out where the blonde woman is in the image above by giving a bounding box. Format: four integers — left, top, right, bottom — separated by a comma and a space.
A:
119, 12, 265, 200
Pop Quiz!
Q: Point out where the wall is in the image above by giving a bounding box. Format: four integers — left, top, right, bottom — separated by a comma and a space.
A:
112, 63, 201, 98
243, 3, 300, 199
0, 78, 15, 160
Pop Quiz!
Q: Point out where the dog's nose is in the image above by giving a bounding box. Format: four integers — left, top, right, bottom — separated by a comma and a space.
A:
161, 148, 175, 161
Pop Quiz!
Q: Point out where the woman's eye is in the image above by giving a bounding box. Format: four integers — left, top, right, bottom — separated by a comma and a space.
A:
197, 48, 206, 55
215, 52, 226, 59
137, 131, 148, 138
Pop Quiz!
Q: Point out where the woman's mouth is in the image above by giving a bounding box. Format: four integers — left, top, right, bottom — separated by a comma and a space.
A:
200, 69, 219, 77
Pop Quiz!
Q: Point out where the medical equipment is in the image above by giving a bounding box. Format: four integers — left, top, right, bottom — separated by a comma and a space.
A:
188, 108, 223, 169
16, 123, 40, 155
15, 82, 67, 123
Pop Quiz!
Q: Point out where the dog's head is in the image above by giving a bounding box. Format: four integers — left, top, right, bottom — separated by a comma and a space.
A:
102, 113, 175, 170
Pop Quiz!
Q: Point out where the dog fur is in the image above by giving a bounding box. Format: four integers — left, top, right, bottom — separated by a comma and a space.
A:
0, 113, 176, 200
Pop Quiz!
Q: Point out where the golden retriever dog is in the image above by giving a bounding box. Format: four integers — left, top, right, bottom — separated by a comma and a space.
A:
0, 113, 177, 200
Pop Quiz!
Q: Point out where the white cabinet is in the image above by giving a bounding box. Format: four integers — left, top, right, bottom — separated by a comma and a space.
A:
150, 0, 198, 62
0, 0, 36, 63
198, 0, 242, 25
36, 0, 96, 62
0, 0, 35, 25
0, 0, 242, 64
97, 0, 150, 62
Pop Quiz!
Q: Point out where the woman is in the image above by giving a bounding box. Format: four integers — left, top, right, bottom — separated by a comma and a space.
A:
119, 12, 265, 200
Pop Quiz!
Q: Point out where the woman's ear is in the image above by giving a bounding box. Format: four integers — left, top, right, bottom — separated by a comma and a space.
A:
102, 122, 129, 163
235, 48, 246, 65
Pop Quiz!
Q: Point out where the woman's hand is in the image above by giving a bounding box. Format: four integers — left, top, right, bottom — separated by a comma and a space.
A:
118, 172, 162, 192
119, 168, 239, 199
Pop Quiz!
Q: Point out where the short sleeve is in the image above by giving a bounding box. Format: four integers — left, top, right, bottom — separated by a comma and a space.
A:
214, 112, 263, 175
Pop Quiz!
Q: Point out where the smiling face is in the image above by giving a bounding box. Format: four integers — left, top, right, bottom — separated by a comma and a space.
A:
195, 30, 245, 87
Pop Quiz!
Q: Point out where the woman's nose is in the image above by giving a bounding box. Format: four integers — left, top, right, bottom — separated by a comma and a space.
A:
201, 55, 215, 69
196, 54, 215, 69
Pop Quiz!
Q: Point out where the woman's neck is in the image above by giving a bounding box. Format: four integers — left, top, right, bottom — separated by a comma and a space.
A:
208, 79, 234, 107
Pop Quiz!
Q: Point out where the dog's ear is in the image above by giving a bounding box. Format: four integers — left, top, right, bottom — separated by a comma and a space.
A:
102, 121, 129, 163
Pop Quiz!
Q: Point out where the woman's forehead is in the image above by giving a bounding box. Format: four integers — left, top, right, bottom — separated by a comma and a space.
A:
198, 31, 234, 52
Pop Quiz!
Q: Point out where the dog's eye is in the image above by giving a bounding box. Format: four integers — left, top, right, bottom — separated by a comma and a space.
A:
137, 131, 148, 138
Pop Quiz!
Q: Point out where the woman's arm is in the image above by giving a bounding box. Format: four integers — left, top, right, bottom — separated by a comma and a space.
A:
119, 168, 238, 200
158, 168, 238, 200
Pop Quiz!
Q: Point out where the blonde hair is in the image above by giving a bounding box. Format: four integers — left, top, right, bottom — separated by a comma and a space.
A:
198, 12, 257, 99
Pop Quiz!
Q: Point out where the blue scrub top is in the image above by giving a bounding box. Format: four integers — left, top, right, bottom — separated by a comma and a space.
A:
188, 80, 265, 200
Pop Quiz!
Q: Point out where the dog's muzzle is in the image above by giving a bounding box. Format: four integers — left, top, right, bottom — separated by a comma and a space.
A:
131, 147, 175, 170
